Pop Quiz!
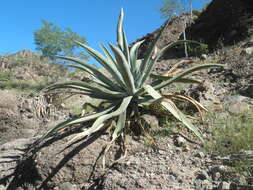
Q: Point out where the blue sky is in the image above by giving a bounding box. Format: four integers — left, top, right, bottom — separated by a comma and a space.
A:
0, 0, 210, 58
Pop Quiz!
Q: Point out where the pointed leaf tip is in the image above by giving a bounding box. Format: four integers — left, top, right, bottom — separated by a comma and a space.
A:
120, 8, 124, 16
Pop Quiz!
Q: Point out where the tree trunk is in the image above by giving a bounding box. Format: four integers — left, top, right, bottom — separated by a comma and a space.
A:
183, 23, 188, 58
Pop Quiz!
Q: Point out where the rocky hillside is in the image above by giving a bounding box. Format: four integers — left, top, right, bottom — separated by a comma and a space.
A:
1, 1, 253, 190
0, 50, 89, 92
136, 0, 253, 57
187, 0, 253, 50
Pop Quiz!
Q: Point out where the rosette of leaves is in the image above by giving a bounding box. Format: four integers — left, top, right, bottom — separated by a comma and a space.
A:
42, 9, 222, 144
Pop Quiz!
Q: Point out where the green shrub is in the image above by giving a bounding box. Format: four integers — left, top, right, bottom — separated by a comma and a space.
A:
206, 111, 253, 156
41, 9, 222, 152
205, 111, 253, 178
0, 71, 13, 81
0, 79, 44, 91
189, 43, 209, 56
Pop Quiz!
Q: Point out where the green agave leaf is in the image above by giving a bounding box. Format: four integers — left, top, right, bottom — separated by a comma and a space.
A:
154, 64, 223, 90
139, 58, 156, 86
109, 43, 136, 94
137, 20, 169, 87
99, 44, 128, 90
150, 74, 200, 84
122, 30, 130, 64
99, 44, 117, 69
138, 96, 164, 107
130, 40, 145, 77
112, 111, 126, 141
74, 41, 126, 89
68, 64, 117, 90
140, 40, 206, 86
57, 55, 122, 91
144, 85, 204, 142
42, 105, 115, 139
72, 96, 133, 139
117, 8, 124, 50
45, 81, 126, 99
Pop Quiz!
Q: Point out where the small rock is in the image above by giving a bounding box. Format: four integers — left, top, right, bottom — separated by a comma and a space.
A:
136, 178, 148, 187
174, 136, 186, 147
200, 54, 208, 60
241, 47, 253, 55
218, 181, 230, 190
237, 175, 247, 185
212, 172, 221, 181
182, 145, 190, 152
193, 179, 203, 189
210, 165, 227, 174
140, 114, 159, 131
169, 166, 180, 178
158, 149, 165, 155
240, 85, 253, 98
195, 152, 205, 158
202, 179, 213, 190
58, 182, 74, 190
0, 185, 6, 190
228, 101, 249, 114
21, 129, 36, 137
196, 170, 210, 180
242, 39, 253, 48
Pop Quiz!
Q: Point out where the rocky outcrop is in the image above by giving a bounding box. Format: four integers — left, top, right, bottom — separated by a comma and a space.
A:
135, 0, 253, 59
14, 50, 41, 58
135, 13, 193, 59
187, 0, 253, 50
0, 56, 8, 70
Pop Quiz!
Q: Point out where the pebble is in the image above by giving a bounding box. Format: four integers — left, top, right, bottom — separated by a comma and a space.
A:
218, 181, 230, 190
196, 170, 210, 180
212, 172, 221, 181
174, 136, 186, 147
195, 152, 205, 158
58, 182, 74, 190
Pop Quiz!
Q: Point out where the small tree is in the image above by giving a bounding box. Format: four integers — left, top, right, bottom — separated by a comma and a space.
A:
159, 0, 193, 58
34, 20, 89, 60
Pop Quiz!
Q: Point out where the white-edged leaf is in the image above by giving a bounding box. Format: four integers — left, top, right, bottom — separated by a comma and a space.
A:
130, 40, 145, 77
74, 41, 126, 89
57, 55, 122, 91
44, 81, 126, 99
42, 105, 115, 139
69, 96, 133, 142
122, 30, 130, 64
109, 43, 136, 94
68, 64, 116, 90
99, 44, 128, 89
117, 8, 124, 50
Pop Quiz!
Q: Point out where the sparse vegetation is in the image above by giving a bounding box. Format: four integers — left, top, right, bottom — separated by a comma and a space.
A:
206, 111, 253, 156
0, 71, 13, 81
0, 79, 44, 92
205, 111, 253, 179
1, 1, 253, 189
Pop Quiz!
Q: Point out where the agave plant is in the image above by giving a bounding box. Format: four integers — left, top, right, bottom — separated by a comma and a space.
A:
42, 9, 222, 144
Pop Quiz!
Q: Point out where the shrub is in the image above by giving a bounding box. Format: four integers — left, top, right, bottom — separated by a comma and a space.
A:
0, 71, 13, 81
41, 9, 222, 149
0, 79, 44, 91
205, 111, 253, 178
206, 111, 253, 156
